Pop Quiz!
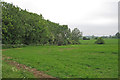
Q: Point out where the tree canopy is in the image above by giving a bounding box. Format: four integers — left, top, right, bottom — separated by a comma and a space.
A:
2, 2, 82, 46
115, 32, 120, 38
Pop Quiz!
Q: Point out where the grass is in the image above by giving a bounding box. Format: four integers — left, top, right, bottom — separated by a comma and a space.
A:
2, 61, 35, 78
2, 38, 118, 78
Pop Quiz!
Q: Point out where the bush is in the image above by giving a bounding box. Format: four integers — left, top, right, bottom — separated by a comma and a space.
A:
2, 44, 27, 49
94, 37, 98, 39
95, 37, 105, 44
63, 40, 68, 45
83, 37, 90, 40
72, 40, 80, 45
67, 39, 72, 44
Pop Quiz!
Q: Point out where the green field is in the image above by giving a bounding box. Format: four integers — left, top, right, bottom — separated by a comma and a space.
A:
2, 39, 118, 78
2, 61, 34, 78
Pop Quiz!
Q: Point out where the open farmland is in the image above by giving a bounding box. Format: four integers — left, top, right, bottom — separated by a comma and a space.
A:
2, 39, 118, 78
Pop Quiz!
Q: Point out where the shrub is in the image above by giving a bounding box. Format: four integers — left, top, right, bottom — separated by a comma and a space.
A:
2, 44, 27, 49
95, 37, 105, 44
67, 39, 72, 44
83, 37, 90, 40
63, 40, 68, 45
94, 37, 98, 39
72, 40, 80, 45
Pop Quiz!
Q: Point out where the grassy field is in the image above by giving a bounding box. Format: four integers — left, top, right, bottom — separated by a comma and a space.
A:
2, 39, 118, 78
2, 61, 34, 78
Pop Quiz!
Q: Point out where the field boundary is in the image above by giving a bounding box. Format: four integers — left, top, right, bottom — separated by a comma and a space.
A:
2, 55, 57, 79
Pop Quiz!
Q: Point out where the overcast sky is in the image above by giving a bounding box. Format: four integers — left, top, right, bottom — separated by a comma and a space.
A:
3, 0, 119, 36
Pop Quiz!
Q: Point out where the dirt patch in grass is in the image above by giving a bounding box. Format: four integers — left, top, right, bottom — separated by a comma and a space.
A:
2, 49, 9, 51
2, 48, 22, 52
2, 55, 57, 79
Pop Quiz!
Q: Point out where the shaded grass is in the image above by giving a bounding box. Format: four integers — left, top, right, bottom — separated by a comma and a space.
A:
2, 39, 118, 78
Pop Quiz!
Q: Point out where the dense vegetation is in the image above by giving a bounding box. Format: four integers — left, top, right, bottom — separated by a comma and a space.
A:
95, 37, 105, 44
2, 2, 82, 46
83, 37, 90, 40
115, 32, 120, 38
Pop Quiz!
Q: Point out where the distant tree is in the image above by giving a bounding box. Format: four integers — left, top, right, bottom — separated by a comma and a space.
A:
94, 37, 98, 39
91, 35, 95, 39
95, 37, 105, 44
109, 35, 112, 38
101, 36, 109, 38
83, 37, 90, 40
71, 28, 82, 43
115, 32, 120, 38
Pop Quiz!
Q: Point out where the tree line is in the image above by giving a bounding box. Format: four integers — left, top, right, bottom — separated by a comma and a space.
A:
2, 2, 82, 46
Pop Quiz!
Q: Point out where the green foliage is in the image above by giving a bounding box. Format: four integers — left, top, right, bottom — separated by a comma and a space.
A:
2, 2, 82, 46
83, 37, 90, 40
2, 44, 27, 49
94, 37, 98, 39
71, 28, 82, 42
95, 37, 105, 44
71, 40, 80, 44
115, 32, 120, 38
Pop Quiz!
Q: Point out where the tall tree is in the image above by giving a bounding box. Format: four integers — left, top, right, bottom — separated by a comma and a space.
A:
71, 28, 82, 43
